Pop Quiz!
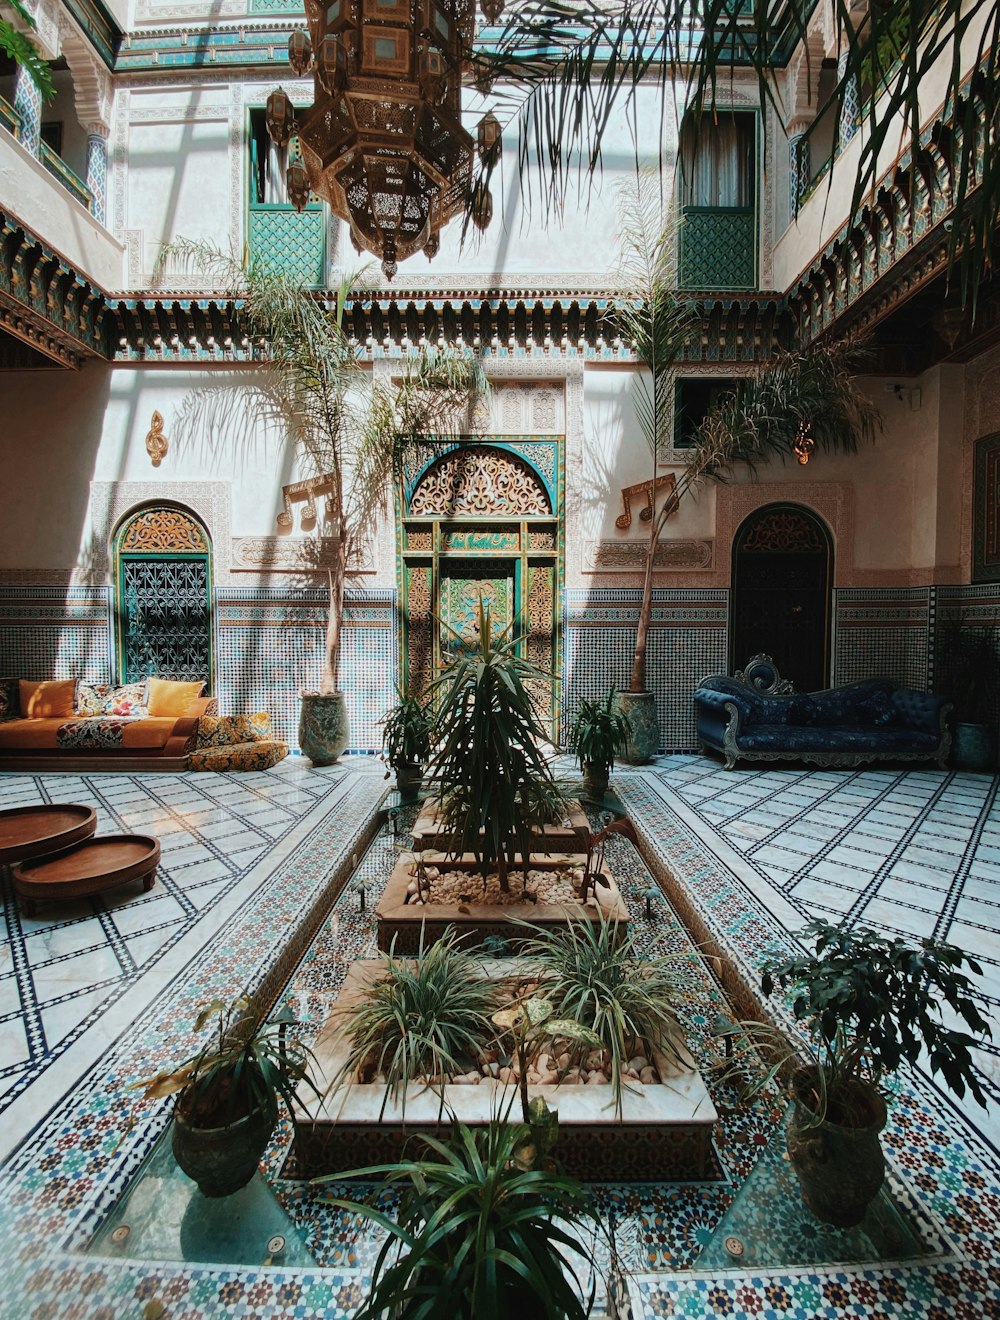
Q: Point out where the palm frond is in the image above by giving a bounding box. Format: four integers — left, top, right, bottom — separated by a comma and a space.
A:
679, 331, 881, 502
0, 0, 53, 100
478, 0, 1000, 307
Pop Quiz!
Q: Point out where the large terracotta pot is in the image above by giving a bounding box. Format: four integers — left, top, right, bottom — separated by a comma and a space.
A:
786, 1069, 887, 1228
615, 690, 659, 765
172, 1089, 278, 1198
298, 691, 350, 766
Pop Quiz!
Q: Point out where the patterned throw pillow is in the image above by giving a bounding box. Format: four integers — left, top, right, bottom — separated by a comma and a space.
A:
105, 682, 148, 717
197, 714, 270, 748
76, 682, 112, 717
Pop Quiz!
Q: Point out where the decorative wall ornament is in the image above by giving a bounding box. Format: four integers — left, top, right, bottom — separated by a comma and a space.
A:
616, 474, 678, 530
276, 473, 336, 530
740, 507, 827, 553
409, 447, 550, 517
120, 507, 209, 552
232, 536, 342, 573
588, 540, 714, 572
145, 411, 169, 467
91, 482, 232, 584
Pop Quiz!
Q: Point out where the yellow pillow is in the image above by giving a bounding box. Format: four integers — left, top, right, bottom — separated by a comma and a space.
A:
147, 677, 206, 717
19, 678, 76, 718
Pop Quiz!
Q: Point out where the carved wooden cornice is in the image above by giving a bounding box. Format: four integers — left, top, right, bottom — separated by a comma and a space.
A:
0, 213, 107, 369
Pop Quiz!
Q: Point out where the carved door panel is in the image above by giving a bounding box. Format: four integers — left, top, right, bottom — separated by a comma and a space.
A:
731, 504, 832, 693
439, 560, 515, 662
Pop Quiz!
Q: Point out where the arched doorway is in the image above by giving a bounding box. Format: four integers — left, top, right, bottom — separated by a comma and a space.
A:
731, 503, 832, 693
399, 442, 561, 728
113, 504, 214, 690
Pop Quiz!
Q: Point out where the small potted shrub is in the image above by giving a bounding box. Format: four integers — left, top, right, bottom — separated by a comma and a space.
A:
136, 995, 318, 1198
323, 1120, 600, 1320
569, 690, 631, 800
381, 691, 433, 800
428, 601, 566, 893
723, 918, 990, 1227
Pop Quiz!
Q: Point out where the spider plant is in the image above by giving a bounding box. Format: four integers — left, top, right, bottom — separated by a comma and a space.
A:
322, 1120, 600, 1320
427, 600, 566, 892
331, 930, 499, 1116
518, 918, 687, 1115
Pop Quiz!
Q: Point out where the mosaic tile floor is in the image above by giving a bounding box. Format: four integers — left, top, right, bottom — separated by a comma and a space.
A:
0, 756, 998, 1318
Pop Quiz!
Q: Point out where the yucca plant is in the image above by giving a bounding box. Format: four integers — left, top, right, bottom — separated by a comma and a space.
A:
322, 1120, 600, 1320
569, 689, 631, 798
518, 918, 687, 1115
332, 930, 499, 1116
428, 601, 566, 892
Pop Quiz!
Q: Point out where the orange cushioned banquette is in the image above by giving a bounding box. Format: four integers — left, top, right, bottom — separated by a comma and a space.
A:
0, 717, 186, 751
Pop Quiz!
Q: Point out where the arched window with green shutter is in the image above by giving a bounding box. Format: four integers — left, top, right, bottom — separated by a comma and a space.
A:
113, 504, 214, 692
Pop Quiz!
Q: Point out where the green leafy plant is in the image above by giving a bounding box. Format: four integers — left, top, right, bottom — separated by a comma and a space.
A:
1, 0, 53, 99
381, 690, 434, 770
570, 689, 631, 775
135, 995, 318, 1126
722, 918, 992, 1126
428, 600, 566, 892
323, 1120, 600, 1320
332, 931, 499, 1115
518, 917, 687, 1114
492, 991, 602, 1131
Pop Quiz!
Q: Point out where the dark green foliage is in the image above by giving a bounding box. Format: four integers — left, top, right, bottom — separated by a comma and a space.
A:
938, 622, 1000, 722
135, 996, 318, 1125
323, 1121, 599, 1320
518, 917, 686, 1111
570, 689, 631, 774
333, 931, 499, 1114
761, 918, 992, 1112
381, 691, 433, 769
428, 601, 566, 889
1, 0, 53, 99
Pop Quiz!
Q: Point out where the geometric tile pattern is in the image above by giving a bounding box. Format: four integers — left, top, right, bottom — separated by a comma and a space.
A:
835, 587, 933, 690
563, 588, 729, 752
1, 759, 999, 1318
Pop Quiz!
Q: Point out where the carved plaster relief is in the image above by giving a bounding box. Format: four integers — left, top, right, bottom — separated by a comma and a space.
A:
88, 481, 233, 583
715, 482, 854, 588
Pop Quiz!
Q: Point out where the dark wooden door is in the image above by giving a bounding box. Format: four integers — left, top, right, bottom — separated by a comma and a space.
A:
731, 504, 832, 693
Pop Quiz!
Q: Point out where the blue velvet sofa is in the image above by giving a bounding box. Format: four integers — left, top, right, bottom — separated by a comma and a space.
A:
694, 655, 952, 771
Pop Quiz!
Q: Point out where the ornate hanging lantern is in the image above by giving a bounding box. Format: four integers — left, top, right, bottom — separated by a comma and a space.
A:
271, 0, 485, 281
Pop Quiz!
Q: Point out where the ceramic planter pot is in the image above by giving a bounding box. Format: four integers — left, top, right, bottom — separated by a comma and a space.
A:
786, 1070, 887, 1228
581, 762, 610, 801
615, 690, 658, 765
951, 721, 997, 772
298, 691, 349, 766
172, 1090, 278, 1198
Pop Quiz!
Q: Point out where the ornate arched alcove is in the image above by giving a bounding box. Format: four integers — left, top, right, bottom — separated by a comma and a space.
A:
113, 503, 214, 690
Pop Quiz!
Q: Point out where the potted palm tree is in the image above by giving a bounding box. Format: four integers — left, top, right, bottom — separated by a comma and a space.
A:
569, 688, 630, 800
381, 690, 434, 800
158, 242, 484, 764
611, 184, 879, 763
722, 918, 990, 1228
135, 995, 318, 1198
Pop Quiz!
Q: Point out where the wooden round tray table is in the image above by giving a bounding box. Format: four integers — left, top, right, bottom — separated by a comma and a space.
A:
0, 804, 97, 865
12, 834, 160, 915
